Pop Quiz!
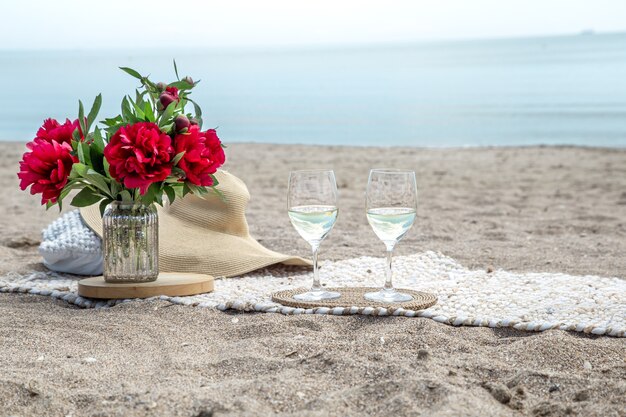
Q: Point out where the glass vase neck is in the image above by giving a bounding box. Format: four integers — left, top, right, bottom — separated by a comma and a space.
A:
110, 201, 153, 211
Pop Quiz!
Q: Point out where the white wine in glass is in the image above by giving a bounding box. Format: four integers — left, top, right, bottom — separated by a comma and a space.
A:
365, 169, 417, 303
288, 170, 341, 301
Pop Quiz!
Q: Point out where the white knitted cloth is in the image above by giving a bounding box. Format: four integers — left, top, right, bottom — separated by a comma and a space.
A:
39, 211, 103, 276
1, 251, 624, 337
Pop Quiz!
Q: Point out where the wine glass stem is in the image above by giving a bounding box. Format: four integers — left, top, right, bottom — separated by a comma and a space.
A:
384, 248, 394, 291
311, 244, 321, 292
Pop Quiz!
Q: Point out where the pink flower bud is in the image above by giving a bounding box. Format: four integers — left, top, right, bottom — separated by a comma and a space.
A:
159, 93, 175, 108
159, 86, 180, 109
175, 115, 190, 132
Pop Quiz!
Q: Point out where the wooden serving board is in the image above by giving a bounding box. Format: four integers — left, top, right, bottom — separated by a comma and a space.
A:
78, 273, 214, 299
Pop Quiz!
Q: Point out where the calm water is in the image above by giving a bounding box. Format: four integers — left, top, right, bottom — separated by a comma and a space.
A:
1, 33, 625, 147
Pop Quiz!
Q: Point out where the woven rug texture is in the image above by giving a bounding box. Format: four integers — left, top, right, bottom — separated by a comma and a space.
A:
1, 251, 624, 337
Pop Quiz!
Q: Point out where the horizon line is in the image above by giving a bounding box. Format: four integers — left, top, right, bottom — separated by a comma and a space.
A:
1, 30, 624, 53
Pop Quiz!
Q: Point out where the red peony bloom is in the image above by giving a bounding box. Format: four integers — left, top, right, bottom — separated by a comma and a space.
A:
159, 86, 180, 109
104, 122, 174, 194
17, 139, 77, 205
173, 126, 225, 187
36, 118, 81, 144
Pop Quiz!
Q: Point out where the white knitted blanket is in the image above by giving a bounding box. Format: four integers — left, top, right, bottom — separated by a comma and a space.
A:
1, 251, 624, 337
39, 211, 103, 276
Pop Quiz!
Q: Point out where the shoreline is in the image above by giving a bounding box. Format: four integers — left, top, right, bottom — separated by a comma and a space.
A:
4, 139, 626, 151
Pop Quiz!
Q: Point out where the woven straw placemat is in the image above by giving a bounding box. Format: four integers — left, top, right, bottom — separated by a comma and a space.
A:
272, 287, 437, 311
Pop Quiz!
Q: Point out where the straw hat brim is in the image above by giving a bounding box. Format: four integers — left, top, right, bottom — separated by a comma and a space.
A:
80, 171, 311, 277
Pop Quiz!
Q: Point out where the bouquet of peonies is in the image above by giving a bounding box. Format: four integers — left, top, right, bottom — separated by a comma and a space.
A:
18, 62, 226, 214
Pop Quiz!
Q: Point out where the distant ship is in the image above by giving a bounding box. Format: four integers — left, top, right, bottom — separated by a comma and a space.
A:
580, 29, 595, 36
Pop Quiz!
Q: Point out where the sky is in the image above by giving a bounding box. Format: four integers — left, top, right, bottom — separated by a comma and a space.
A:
2, 0, 626, 49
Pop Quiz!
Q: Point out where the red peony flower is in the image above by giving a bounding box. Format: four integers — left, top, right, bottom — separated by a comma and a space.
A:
173, 126, 225, 187
17, 139, 77, 205
104, 122, 173, 195
159, 86, 180, 109
36, 118, 81, 144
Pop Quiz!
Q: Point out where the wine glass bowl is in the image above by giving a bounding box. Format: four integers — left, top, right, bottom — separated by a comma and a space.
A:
364, 169, 417, 303
288, 170, 341, 301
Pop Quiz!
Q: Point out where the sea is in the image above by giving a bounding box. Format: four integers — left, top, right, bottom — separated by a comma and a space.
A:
1, 33, 625, 147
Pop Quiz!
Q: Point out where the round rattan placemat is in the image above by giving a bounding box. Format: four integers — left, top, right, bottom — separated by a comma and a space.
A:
272, 287, 437, 311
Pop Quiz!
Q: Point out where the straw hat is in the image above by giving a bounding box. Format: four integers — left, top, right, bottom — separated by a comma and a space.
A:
80, 170, 310, 277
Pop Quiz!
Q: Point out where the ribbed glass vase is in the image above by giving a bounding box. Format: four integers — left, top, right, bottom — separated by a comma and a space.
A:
102, 202, 159, 283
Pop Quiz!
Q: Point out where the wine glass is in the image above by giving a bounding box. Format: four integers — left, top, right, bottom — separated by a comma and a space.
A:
364, 169, 417, 303
288, 170, 341, 301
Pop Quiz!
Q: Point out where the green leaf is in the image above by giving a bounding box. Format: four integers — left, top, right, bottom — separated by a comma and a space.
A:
164, 185, 176, 205
142, 77, 157, 91
172, 184, 184, 198
168, 80, 193, 90
140, 183, 160, 205
144, 101, 155, 122
71, 163, 88, 179
84, 169, 111, 197
159, 101, 177, 127
89, 147, 105, 176
71, 188, 103, 207
76, 142, 86, 165
154, 189, 163, 206
171, 166, 186, 179
173, 59, 180, 80
188, 98, 202, 117
130, 99, 145, 120
160, 123, 174, 134
86, 94, 102, 131
119, 190, 133, 202
104, 124, 127, 136
172, 151, 185, 166
77, 141, 91, 166
171, 185, 183, 199
102, 115, 123, 127
58, 180, 85, 208
78, 100, 87, 136
109, 180, 121, 198
58, 186, 73, 203
103, 158, 113, 179
120, 67, 143, 80
99, 199, 112, 216
71, 128, 81, 142
135, 89, 145, 107
121, 96, 134, 122
186, 183, 210, 198
182, 182, 191, 197
92, 126, 105, 153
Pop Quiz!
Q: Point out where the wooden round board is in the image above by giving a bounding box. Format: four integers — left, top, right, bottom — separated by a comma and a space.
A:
78, 273, 214, 299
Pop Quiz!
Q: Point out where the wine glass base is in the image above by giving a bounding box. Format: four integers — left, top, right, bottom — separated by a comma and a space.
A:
294, 289, 341, 301
364, 289, 413, 303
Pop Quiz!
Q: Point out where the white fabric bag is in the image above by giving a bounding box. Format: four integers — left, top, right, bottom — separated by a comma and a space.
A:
39, 210, 103, 276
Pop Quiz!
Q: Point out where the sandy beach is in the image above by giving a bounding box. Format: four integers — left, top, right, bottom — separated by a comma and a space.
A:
1, 142, 625, 416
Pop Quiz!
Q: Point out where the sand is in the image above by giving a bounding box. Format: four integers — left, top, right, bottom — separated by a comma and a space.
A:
1, 142, 625, 416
